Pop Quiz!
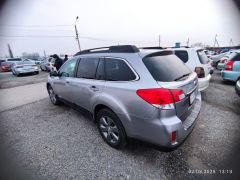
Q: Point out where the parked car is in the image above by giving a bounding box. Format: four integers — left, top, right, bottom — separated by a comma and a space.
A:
40, 57, 56, 71
173, 47, 211, 91
204, 50, 215, 58
235, 79, 240, 97
0, 61, 13, 72
210, 52, 228, 67
11, 61, 39, 76
23, 58, 36, 64
217, 56, 229, 70
221, 52, 240, 82
47, 45, 201, 149
217, 50, 240, 70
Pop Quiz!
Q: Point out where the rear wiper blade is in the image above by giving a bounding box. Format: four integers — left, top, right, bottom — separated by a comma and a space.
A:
174, 73, 190, 81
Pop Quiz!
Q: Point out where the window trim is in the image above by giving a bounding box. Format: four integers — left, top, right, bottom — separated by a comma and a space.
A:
104, 56, 140, 82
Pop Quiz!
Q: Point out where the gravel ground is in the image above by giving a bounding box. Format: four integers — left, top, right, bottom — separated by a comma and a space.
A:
0, 70, 48, 89
0, 70, 239, 180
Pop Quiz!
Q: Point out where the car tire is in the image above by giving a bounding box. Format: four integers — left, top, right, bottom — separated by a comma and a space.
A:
47, 85, 61, 105
96, 108, 127, 149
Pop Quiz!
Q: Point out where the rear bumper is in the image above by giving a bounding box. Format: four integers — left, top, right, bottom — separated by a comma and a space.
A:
1, 68, 11, 72
125, 92, 201, 149
198, 74, 211, 91
16, 69, 39, 74
221, 70, 240, 82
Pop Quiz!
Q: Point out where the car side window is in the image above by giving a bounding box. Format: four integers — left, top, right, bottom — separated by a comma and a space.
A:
77, 58, 99, 79
175, 50, 189, 63
105, 58, 136, 81
59, 58, 78, 77
233, 54, 240, 61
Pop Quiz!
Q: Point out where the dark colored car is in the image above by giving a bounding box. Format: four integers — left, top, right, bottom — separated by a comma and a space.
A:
0, 62, 13, 72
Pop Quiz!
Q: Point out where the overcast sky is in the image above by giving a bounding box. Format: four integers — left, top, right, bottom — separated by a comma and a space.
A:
0, 0, 240, 57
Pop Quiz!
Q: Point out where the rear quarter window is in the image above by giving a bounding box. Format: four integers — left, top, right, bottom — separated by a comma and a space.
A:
175, 50, 189, 63
197, 50, 209, 64
232, 53, 240, 61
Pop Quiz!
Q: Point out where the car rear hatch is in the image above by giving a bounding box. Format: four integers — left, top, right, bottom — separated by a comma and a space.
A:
142, 50, 199, 121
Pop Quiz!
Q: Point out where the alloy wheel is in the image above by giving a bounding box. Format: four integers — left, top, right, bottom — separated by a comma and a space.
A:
99, 116, 120, 145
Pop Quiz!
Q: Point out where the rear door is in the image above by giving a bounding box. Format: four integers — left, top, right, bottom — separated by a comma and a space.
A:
142, 51, 198, 119
52, 58, 78, 101
71, 57, 105, 111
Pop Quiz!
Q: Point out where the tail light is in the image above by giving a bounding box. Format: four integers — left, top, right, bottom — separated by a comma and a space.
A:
195, 67, 205, 78
225, 60, 234, 71
136, 88, 185, 109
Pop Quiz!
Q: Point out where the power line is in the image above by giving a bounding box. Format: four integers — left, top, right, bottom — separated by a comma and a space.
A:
0, 34, 75, 38
0, 24, 73, 28
0, 34, 114, 42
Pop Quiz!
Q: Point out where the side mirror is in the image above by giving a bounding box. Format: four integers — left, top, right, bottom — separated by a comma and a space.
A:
49, 71, 59, 77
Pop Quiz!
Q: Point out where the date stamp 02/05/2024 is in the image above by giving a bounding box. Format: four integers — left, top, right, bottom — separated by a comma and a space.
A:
188, 169, 233, 175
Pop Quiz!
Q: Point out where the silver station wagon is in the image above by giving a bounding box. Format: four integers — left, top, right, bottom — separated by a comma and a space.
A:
47, 45, 201, 149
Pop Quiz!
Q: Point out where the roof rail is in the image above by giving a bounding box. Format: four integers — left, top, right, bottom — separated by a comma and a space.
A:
139, 46, 166, 50
74, 45, 139, 56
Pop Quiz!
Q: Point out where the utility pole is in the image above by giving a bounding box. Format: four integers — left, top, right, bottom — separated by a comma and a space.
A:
158, 35, 161, 47
213, 34, 219, 48
75, 16, 81, 51
43, 49, 47, 58
7, 43, 13, 58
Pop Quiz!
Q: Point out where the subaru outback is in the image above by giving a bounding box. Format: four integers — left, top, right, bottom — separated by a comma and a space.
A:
47, 45, 201, 149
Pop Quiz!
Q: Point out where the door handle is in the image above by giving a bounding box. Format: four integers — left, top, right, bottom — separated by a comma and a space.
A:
90, 85, 99, 91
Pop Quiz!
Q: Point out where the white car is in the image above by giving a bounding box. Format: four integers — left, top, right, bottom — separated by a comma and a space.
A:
173, 47, 211, 91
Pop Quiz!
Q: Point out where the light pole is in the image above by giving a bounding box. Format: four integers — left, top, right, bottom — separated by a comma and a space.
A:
75, 16, 81, 51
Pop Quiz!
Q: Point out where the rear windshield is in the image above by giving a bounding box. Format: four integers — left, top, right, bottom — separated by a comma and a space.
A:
7, 58, 22, 61
1, 62, 12, 65
143, 53, 191, 82
197, 50, 209, 64
226, 52, 238, 61
16, 61, 35, 65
